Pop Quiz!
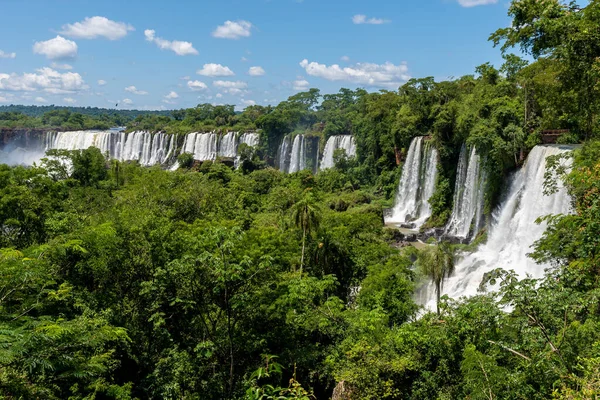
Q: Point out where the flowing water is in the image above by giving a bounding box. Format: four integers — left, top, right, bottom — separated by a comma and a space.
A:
421, 145, 573, 310
386, 136, 439, 228
288, 135, 307, 173
320, 135, 356, 170
445, 145, 487, 240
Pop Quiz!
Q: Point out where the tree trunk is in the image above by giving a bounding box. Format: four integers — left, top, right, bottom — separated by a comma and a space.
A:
300, 225, 306, 274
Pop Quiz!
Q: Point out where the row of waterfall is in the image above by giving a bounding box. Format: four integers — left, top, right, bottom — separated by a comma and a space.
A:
1, 130, 358, 175
0, 130, 260, 168
386, 136, 439, 228
444, 145, 487, 240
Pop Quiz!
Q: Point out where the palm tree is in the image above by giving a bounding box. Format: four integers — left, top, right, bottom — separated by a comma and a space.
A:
418, 241, 456, 315
291, 192, 321, 273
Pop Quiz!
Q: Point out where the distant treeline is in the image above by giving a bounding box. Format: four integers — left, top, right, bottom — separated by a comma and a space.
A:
0, 105, 172, 119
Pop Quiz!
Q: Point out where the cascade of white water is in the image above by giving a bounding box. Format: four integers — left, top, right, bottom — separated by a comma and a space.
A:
422, 145, 573, 310
277, 136, 292, 172
239, 133, 259, 148
320, 135, 356, 170
445, 145, 486, 239
219, 132, 238, 158
193, 133, 218, 161
387, 137, 439, 227
288, 135, 309, 173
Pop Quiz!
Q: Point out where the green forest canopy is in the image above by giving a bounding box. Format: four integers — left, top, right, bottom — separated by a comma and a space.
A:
2, 0, 600, 398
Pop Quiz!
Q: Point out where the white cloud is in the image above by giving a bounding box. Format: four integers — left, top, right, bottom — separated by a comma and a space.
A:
0, 67, 87, 93
241, 56, 248, 62
33, 36, 78, 60
213, 80, 248, 95
180, 76, 191, 80
165, 91, 179, 99
352, 14, 390, 25
163, 91, 179, 104
197, 63, 234, 77
212, 20, 253, 39
188, 80, 208, 91
50, 62, 73, 70
216, 93, 223, 98
60, 16, 134, 40
97, 79, 107, 86
341, 56, 350, 62
35, 96, 47, 103
457, 0, 498, 6
125, 85, 148, 95
63, 97, 76, 104
248, 66, 265, 76
299, 59, 410, 88
241, 99, 256, 106
0, 96, 9, 103
122, 98, 133, 105
0, 50, 16, 59
144, 29, 198, 56
213, 80, 247, 89
293, 79, 310, 91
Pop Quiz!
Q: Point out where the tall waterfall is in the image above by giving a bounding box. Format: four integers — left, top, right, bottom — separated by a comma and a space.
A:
219, 132, 238, 158
288, 135, 307, 173
277, 135, 293, 172
445, 145, 487, 239
320, 135, 356, 170
422, 145, 573, 310
387, 137, 439, 228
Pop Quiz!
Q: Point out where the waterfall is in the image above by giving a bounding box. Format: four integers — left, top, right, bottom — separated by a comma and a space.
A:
422, 145, 573, 310
320, 135, 356, 170
288, 135, 307, 173
219, 132, 238, 158
183, 132, 218, 161
239, 133, 259, 148
277, 135, 292, 172
387, 137, 439, 228
445, 145, 487, 240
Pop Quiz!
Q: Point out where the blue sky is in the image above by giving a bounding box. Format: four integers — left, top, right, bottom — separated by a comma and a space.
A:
0, 0, 511, 110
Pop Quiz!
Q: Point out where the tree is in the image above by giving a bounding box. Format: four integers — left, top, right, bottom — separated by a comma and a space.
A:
417, 242, 456, 315
291, 191, 321, 273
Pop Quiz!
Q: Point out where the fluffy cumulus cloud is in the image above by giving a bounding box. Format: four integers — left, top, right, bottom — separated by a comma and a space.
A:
0, 50, 16, 59
125, 85, 148, 95
33, 36, 78, 60
341, 56, 350, 62
0, 67, 87, 94
122, 98, 133, 105
63, 97, 76, 104
216, 93, 223, 98
97, 79, 107, 86
457, 0, 497, 6
352, 14, 390, 25
241, 99, 256, 106
35, 96, 47, 103
299, 59, 410, 88
212, 20, 253, 39
213, 80, 248, 95
188, 80, 208, 91
60, 16, 134, 40
144, 29, 198, 56
163, 91, 179, 104
293, 79, 310, 91
197, 63, 234, 77
248, 66, 265, 76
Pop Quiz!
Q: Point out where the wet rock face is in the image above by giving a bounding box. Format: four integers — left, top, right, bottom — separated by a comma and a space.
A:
0, 128, 47, 151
